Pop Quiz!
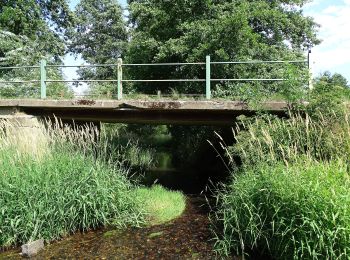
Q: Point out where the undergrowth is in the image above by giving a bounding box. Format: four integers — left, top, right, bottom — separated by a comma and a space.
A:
212, 110, 350, 259
0, 120, 145, 248
213, 160, 350, 259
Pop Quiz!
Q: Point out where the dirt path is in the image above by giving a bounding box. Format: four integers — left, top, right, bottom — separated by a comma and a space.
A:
1, 196, 219, 260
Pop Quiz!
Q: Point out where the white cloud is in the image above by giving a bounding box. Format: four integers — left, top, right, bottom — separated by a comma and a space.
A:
304, 0, 350, 80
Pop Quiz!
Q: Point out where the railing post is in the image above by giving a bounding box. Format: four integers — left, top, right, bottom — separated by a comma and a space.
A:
40, 59, 47, 99
117, 58, 123, 100
206, 55, 211, 99
307, 49, 313, 90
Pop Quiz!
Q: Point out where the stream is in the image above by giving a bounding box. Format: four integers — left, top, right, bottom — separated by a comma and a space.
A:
1, 196, 218, 259
1, 131, 232, 259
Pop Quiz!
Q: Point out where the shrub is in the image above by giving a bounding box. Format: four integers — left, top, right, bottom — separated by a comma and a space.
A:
0, 120, 145, 248
213, 160, 350, 259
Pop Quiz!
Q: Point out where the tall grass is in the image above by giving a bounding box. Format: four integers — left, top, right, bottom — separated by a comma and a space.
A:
231, 112, 350, 167
212, 112, 350, 259
101, 124, 155, 172
213, 160, 350, 259
0, 119, 145, 248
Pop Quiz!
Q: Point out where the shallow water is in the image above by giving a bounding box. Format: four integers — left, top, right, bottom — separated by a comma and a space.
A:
1, 196, 219, 260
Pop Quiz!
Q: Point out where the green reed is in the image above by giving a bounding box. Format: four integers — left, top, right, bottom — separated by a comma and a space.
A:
0, 120, 145, 248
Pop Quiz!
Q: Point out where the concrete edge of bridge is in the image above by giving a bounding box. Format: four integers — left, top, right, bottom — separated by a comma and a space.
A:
0, 99, 289, 111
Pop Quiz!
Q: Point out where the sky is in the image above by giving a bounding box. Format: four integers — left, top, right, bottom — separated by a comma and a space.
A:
64, 0, 350, 94
303, 0, 350, 80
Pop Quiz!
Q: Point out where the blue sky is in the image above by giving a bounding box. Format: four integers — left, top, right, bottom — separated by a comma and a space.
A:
64, 0, 350, 93
304, 0, 350, 81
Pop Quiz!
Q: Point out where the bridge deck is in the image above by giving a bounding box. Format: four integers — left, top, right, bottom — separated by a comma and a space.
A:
0, 99, 288, 125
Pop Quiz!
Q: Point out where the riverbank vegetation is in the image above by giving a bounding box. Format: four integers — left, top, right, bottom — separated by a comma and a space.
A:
212, 81, 350, 258
214, 160, 350, 259
0, 120, 186, 249
2, 0, 350, 258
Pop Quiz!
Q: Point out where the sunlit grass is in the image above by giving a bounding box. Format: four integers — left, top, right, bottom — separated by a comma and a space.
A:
213, 160, 350, 259
134, 185, 186, 226
0, 120, 145, 248
212, 112, 350, 259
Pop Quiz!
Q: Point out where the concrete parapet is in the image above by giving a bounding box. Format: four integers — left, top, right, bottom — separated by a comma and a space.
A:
0, 114, 48, 159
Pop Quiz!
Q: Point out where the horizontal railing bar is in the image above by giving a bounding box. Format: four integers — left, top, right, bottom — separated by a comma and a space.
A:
0, 79, 286, 84
0, 66, 39, 70
123, 62, 205, 66
46, 64, 118, 68
211, 60, 307, 65
124, 79, 285, 82
122, 79, 205, 82
2, 60, 307, 69
47, 62, 205, 68
0, 80, 40, 84
211, 78, 285, 81
44, 79, 286, 83
45, 80, 118, 82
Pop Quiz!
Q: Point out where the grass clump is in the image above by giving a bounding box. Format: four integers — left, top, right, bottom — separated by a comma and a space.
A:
212, 112, 350, 259
213, 160, 350, 259
231, 112, 350, 167
135, 185, 186, 225
0, 120, 145, 248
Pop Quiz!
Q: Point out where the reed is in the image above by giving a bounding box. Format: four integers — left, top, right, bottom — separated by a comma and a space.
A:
213, 160, 350, 259
212, 112, 350, 259
0, 119, 145, 248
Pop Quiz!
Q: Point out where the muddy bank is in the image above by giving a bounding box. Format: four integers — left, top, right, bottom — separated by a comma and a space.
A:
1, 196, 219, 260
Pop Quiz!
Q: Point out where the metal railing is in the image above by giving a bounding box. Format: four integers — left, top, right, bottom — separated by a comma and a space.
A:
0, 55, 311, 100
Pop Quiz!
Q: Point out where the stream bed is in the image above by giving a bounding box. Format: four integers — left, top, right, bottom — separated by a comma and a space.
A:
1, 196, 219, 259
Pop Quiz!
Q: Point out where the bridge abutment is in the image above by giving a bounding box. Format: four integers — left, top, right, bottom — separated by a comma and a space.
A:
0, 113, 48, 157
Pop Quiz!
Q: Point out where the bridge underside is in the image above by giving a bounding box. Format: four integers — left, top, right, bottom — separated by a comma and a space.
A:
0, 99, 288, 126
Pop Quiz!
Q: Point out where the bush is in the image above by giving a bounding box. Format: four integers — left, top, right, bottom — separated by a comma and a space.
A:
213, 160, 350, 259
0, 121, 145, 248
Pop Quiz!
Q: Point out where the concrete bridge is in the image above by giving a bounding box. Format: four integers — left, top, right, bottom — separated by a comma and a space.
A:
0, 99, 288, 126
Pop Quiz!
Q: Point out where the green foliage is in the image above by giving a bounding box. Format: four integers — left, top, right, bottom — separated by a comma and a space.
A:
0, 0, 73, 60
127, 0, 319, 98
307, 71, 349, 118
134, 185, 186, 225
101, 124, 155, 172
69, 0, 127, 95
0, 121, 145, 247
213, 82, 350, 258
213, 160, 350, 259
0, 31, 73, 99
231, 113, 350, 168
70, 0, 127, 64
0, 1, 73, 98
314, 71, 349, 89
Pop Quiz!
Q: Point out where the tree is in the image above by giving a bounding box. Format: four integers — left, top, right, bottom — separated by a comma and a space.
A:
0, 1, 74, 98
0, 31, 73, 98
69, 0, 128, 97
314, 71, 348, 89
0, 0, 74, 62
308, 71, 349, 119
127, 0, 320, 99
